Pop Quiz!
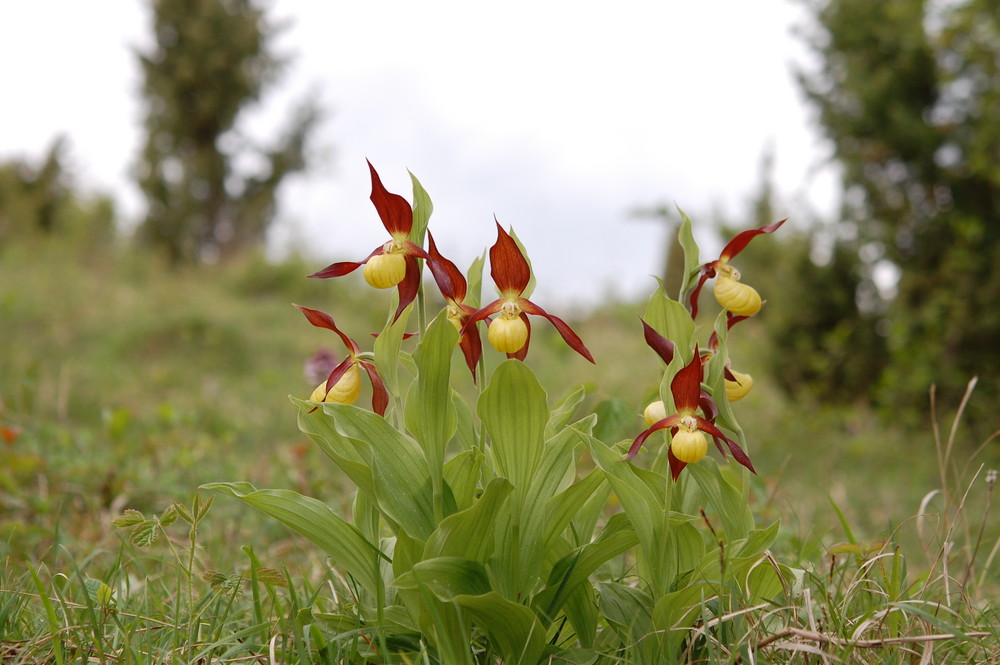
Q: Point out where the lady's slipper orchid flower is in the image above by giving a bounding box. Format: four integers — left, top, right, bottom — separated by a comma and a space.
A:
295, 304, 389, 416
688, 219, 786, 319
464, 222, 594, 363
308, 161, 430, 324
426, 231, 483, 380
628, 345, 756, 480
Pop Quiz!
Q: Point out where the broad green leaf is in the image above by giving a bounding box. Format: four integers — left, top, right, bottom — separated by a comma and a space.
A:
409, 170, 433, 245
544, 384, 587, 439
704, 309, 748, 451
478, 359, 548, 493
405, 310, 458, 474
393, 556, 491, 599
542, 468, 606, 552
321, 403, 437, 540
464, 251, 486, 310
424, 478, 513, 561
374, 302, 412, 398
685, 459, 754, 540
597, 581, 654, 644
731, 520, 781, 558
643, 287, 695, 365
592, 398, 633, 444
202, 482, 383, 596
294, 397, 376, 499
559, 582, 599, 649
587, 435, 660, 557
453, 591, 547, 665
652, 581, 716, 653
443, 448, 483, 512
452, 388, 478, 452
676, 207, 702, 298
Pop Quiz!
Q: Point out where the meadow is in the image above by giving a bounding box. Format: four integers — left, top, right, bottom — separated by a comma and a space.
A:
1, 229, 997, 663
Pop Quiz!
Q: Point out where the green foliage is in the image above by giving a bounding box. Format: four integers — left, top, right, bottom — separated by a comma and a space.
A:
798, 0, 1000, 421
135, 0, 319, 263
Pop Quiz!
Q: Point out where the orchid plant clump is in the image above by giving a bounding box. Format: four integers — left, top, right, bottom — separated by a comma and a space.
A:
205, 162, 793, 663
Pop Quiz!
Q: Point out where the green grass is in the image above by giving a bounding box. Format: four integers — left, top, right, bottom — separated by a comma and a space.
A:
2, 235, 998, 662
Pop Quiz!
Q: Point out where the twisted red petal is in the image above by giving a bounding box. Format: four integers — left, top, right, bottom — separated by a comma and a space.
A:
391, 256, 422, 324
625, 414, 683, 460
368, 160, 412, 236
719, 218, 786, 262
358, 359, 389, 416
457, 316, 483, 381
463, 298, 505, 332
308, 246, 383, 279
295, 305, 360, 355
426, 231, 468, 303
688, 263, 717, 320
693, 415, 756, 474
668, 446, 688, 480
489, 221, 530, 296
322, 357, 356, 394
669, 346, 703, 414
641, 319, 675, 365
519, 299, 595, 363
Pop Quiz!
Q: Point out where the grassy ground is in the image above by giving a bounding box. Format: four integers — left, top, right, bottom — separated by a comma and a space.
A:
2, 236, 998, 662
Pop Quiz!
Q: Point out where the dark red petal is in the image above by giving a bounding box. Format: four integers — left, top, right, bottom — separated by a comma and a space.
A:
670, 346, 703, 414
668, 446, 688, 480
625, 414, 682, 460
692, 416, 757, 474
392, 256, 422, 324
507, 312, 532, 361
295, 305, 360, 355
698, 390, 718, 422
519, 299, 595, 364
368, 160, 413, 235
463, 298, 505, 332
358, 359, 389, 416
458, 319, 483, 381
641, 319, 675, 365
427, 232, 468, 302
323, 357, 355, 393
403, 239, 431, 261
687, 263, 717, 320
719, 218, 786, 262
489, 221, 530, 296
309, 246, 383, 279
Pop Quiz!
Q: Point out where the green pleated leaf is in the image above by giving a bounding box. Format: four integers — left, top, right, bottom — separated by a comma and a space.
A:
676, 207, 702, 298
293, 397, 376, 499
731, 520, 781, 559
643, 287, 695, 366
452, 591, 547, 665
202, 482, 383, 595
597, 581, 654, 644
424, 478, 512, 562
321, 403, 437, 540
684, 459, 754, 540
374, 301, 412, 398
405, 310, 458, 472
542, 468, 606, 552
408, 171, 433, 246
478, 359, 548, 492
544, 384, 587, 439
443, 448, 483, 512
393, 557, 491, 599
652, 581, 716, 653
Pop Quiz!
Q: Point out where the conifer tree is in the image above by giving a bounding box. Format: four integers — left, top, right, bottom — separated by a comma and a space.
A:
135, 0, 318, 263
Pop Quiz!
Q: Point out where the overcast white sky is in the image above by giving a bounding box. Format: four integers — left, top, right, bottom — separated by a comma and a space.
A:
0, 1, 837, 303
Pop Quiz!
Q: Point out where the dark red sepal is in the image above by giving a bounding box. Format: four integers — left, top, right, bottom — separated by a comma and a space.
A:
507, 313, 532, 361
489, 221, 530, 297
309, 244, 383, 279
457, 311, 483, 381
641, 319, 675, 365
719, 218, 786, 262
295, 305, 360, 355
670, 347, 703, 414
368, 160, 412, 237
668, 446, 688, 480
625, 414, 682, 460
357, 359, 388, 416
426, 231, 468, 302
519, 299, 595, 363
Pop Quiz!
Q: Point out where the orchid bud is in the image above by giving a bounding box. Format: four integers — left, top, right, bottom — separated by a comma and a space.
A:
725, 370, 754, 401
713, 273, 762, 317
643, 400, 667, 426
363, 252, 406, 289
310, 363, 362, 405
671, 428, 708, 464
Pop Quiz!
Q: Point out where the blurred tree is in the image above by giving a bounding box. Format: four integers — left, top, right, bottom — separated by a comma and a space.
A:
135, 0, 319, 264
0, 138, 115, 249
797, 0, 1000, 415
